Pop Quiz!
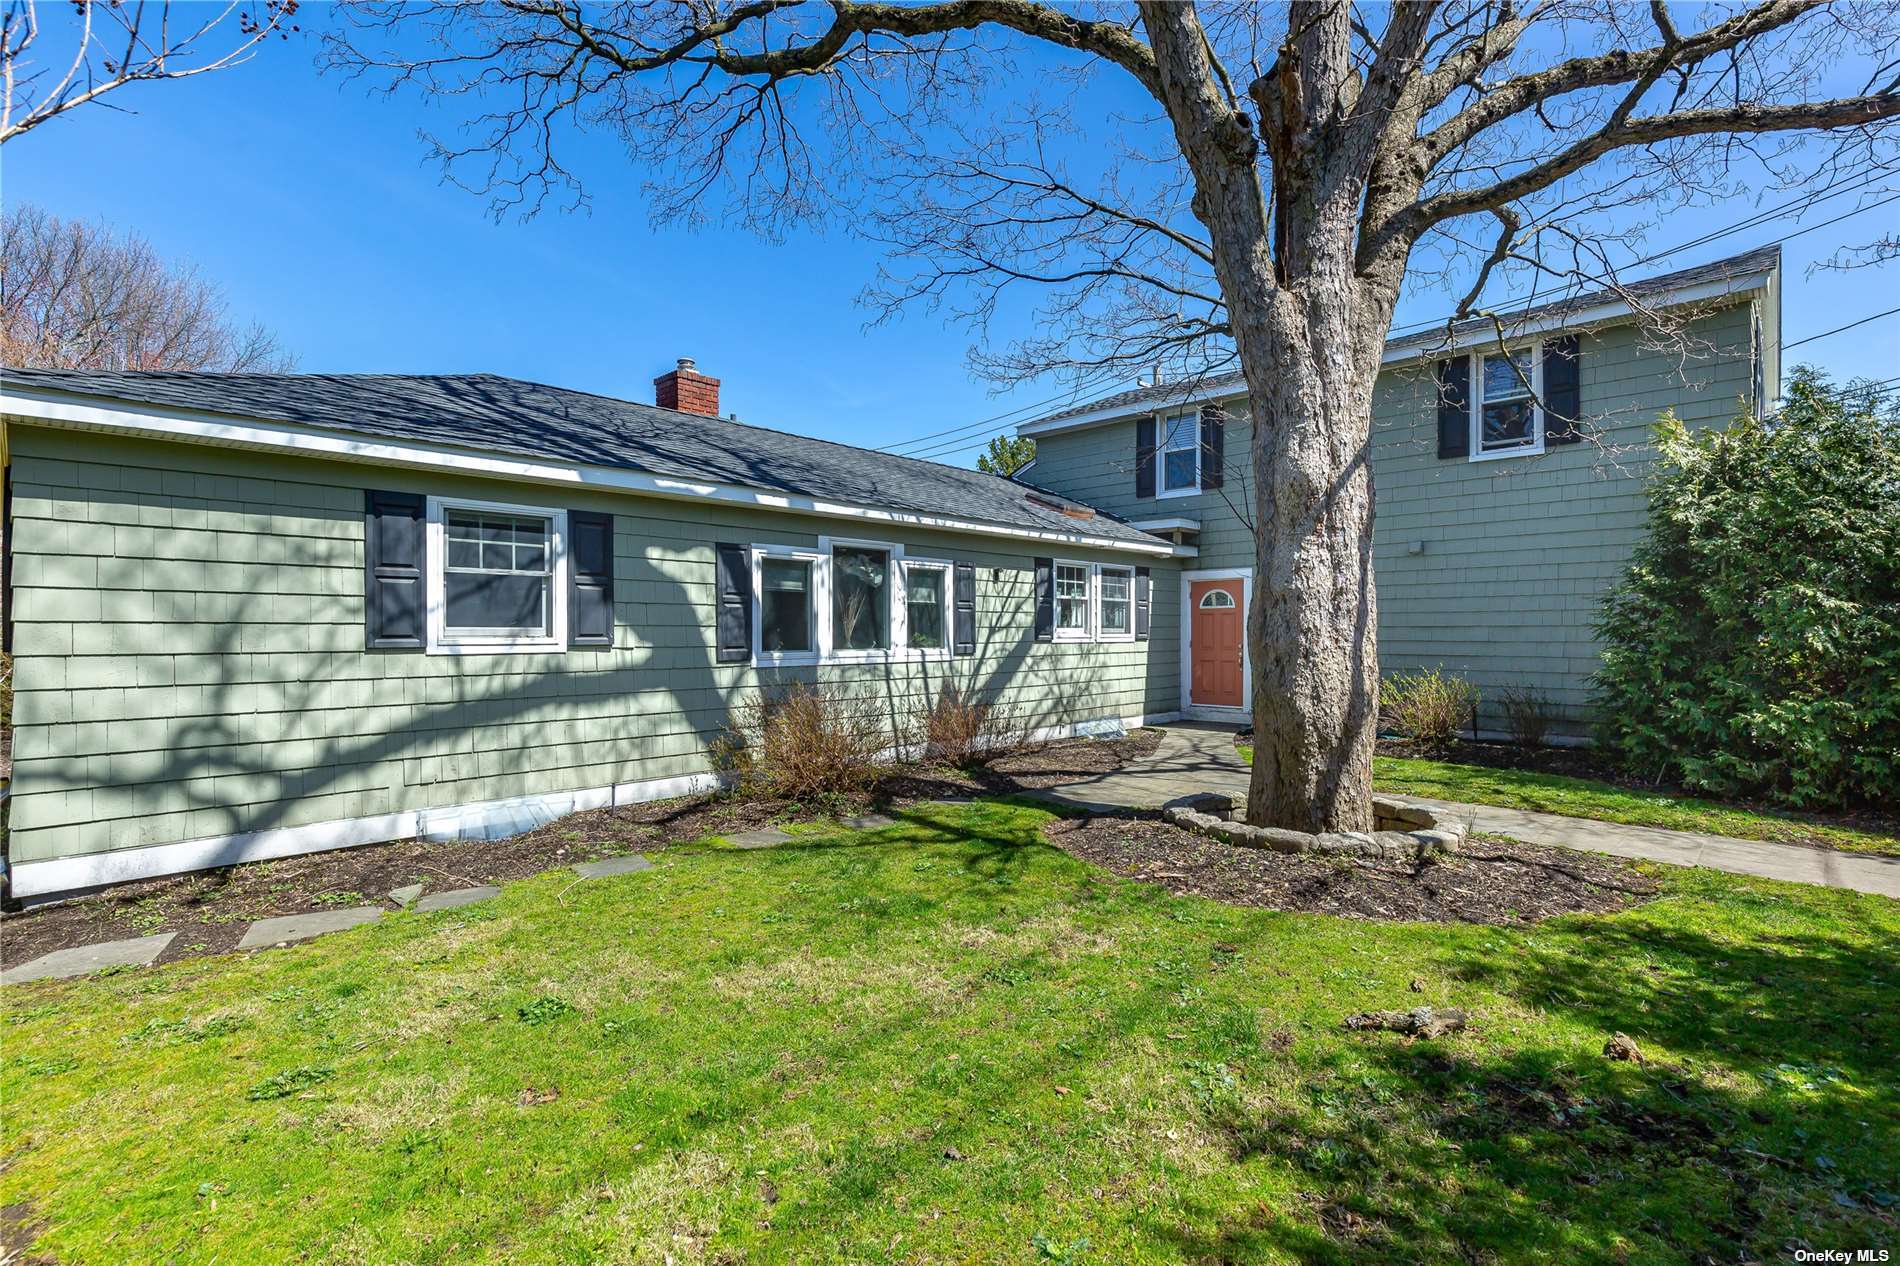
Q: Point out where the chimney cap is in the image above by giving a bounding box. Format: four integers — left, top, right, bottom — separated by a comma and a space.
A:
676, 357, 696, 372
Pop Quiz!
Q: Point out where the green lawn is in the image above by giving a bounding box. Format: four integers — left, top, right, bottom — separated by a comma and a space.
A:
4, 802, 1896, 1264
1235, 743, 1900, 857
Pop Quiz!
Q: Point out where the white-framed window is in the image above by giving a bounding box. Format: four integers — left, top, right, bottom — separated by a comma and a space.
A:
1470, 347, 1543, 460
752, 545, 823, 665
901, 559, 951, 656
828, 539, 894, 656
1158, 411, 1200, 495
1097, 564, 1135, 642
426, 495, 568, 654
1053, 560, 1092, 640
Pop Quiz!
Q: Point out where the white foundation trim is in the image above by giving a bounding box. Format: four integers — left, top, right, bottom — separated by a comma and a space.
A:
4, 715, 1185, 899
6, 769, 726, 900
1180, 568, 1253, 721
0, 388, 1174, 557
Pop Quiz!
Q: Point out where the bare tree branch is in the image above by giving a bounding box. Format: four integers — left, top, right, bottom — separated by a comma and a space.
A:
1, 0, 300, 145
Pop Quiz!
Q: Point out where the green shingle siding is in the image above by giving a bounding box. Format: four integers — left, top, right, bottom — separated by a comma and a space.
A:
1031, 303, 1760, 733
5, 426, 1179, 869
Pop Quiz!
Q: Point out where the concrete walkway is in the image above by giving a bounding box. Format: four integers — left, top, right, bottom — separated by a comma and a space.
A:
1033, 723, 1900, 899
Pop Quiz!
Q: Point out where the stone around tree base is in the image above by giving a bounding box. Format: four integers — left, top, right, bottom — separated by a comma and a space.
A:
1163, 801, 1466, 862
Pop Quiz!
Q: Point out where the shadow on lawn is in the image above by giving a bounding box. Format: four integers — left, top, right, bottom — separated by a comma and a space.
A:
1160, 917, 1898, 1265
673, 814, 1896, 1261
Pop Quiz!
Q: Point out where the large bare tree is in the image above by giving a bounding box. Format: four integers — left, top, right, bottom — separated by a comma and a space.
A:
1, 0, 301, 145
1, 204, 293, 371
328, 1, 1900, 832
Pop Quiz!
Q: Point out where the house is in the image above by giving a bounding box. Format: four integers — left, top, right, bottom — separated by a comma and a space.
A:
1018, 244, 1781, 730
0, 246, 1779, 899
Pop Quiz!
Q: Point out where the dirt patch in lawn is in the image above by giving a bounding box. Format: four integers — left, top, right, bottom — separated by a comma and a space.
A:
1045, 814, 1659, 925
1, 732, 1164, 969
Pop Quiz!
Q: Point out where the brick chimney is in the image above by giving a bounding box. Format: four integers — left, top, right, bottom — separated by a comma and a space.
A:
654, 357, 720, 416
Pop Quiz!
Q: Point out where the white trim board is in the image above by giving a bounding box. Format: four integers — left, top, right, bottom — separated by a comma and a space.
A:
0, 387, 1175, 558
1017, 266, 1774, 440
5, 771, 722, 901
1180, 568, 1253, 721
4, 712, 1184, 901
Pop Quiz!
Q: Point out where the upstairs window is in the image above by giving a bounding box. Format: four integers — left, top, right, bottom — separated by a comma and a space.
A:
1160, 412, 1199, 493
1476, 349, 1540, 456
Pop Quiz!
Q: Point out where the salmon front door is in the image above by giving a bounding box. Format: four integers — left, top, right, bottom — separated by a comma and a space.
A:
1189, 579, 1245, 709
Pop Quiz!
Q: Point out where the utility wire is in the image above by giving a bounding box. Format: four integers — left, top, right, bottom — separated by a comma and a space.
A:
877, 168, 1900, 462
1783, 305, 1900, 350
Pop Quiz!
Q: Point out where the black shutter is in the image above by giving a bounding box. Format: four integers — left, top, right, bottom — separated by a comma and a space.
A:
1200, 405, 1226, 490
1134, 416, 1157, 499
953, 561, 976, 656
1543, 335, 1582, 444
364, 489, 425, 650
714, 542, 752, 664
1033, 557, 1054, 643
569, 511, 614, 647
1436, 356, 1470, 459
1134, 566, 1152, 642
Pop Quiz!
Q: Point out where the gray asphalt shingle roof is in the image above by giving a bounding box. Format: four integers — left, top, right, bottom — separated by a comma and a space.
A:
0, 368, 1159, 547
1021, 245, 1780, 430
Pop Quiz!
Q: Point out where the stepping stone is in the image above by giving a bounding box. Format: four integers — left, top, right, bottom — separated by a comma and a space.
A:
841, 814, 895, 830
1, 932, 177, 985
238, 907, 382, 950
725, 827, 792, 850
389, 883, 424, 908
573, 854, 654, 879
413, 886, 499, 913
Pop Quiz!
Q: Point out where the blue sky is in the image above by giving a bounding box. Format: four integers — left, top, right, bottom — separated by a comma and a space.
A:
7, 19, 1895, 467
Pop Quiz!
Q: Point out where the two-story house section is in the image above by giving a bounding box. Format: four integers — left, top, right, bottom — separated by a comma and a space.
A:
1016, 245, 1782, 736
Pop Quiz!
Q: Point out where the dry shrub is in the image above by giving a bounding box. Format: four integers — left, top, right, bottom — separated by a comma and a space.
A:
1382, 669, 1478, 749
710, 682, 890, 800
920, 684, 1026, 768
1496, 683, 1556, 748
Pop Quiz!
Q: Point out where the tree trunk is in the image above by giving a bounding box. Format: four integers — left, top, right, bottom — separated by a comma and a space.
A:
1240, 291, 1385, 833
1139, 0, 1405, 832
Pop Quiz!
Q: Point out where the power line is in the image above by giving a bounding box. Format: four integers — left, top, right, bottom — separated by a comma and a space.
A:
1783, 305, 1900, 350
876, 167, 1900, 463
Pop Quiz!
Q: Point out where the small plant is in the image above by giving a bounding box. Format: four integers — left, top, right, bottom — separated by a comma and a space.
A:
1382, 668, 1479, 748
918, 684, 1026, 768
711, 682, 891, 801
1495, 683, 1556, 748
246, 1065, 333, 1101
516, 996, 576, 1026
310, 890, 366, 908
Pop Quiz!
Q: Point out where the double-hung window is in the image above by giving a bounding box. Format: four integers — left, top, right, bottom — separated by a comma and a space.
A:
428, 497, 567, 653
759, 554, 817, 657
1054, 561, 1092, 640
902, 560, 950, 654
1097, 565, 1134, 641
1159, 411, 1200, 494
1473, 348, 1541, 457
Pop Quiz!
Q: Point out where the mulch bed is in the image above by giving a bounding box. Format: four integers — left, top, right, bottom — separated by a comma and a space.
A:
1045, 814, 1660, 925
0, 731, 1163, 970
